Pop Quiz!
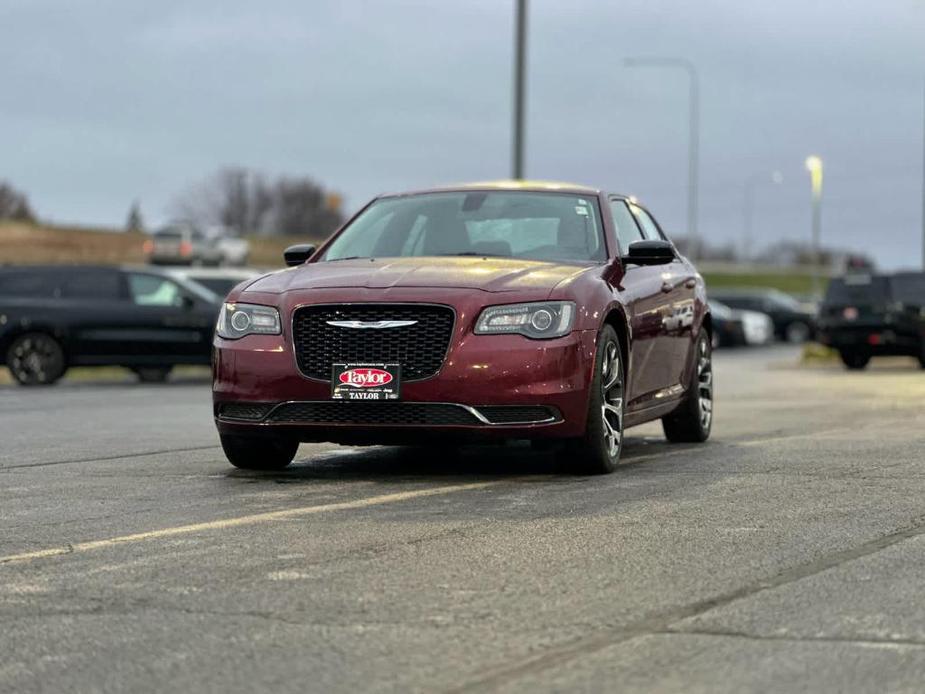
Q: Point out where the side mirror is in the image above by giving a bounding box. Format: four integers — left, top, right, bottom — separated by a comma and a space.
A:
283, 244, 317, 267
181, 294, 196, 310
621, 240, 675, 266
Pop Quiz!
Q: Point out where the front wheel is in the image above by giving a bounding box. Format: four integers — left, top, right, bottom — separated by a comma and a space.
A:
6, 333, 67, 386
221, 434, 299, 470
560, 325, 625, 474
662, 332, 713, 443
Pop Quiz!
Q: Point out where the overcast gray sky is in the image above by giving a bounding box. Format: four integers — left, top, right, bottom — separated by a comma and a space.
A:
2, 0, 924, 267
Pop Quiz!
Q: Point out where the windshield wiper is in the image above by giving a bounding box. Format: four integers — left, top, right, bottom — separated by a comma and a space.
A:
325, 256, 366, 262
438, 252, 503, 258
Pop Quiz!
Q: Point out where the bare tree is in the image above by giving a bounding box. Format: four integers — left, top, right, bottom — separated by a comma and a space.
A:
271, 177, 343, 237
170, 168, 342, 238
0, 181, 36, 222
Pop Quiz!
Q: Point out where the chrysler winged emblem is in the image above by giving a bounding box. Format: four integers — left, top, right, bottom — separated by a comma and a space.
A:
326, 320, 418, 329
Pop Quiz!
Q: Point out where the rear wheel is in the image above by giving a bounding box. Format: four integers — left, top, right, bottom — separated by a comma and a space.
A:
6, 333, 67, 386
839, 350, 870, 370
560, 325, 624, 474
132, 366, 172, 383
785, 321, 811, 343
220, 434, 299, 470
662, 332, 713, 443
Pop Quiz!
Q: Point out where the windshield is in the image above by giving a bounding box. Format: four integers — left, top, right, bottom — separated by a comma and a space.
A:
766, 289, 803, 311
708, 300, 735, 320
322, 191, 607, 263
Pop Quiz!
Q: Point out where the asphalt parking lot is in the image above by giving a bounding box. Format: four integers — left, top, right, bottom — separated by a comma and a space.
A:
2, 346, 925, 693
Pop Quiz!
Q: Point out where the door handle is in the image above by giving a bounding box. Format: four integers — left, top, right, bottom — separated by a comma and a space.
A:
661, 282, 673, 294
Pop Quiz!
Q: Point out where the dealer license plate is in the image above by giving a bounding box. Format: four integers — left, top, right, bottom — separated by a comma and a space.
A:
331, 363, 401, 401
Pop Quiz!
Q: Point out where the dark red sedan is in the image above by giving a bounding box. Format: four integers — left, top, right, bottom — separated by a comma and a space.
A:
213, 181, 713, 474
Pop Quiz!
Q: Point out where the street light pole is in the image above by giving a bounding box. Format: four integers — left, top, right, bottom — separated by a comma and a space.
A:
512, 0, 527, 180
624, 57, 700, 259
742, 171, 783, 261
805, 156, 824, 298
921, 79, 924, 270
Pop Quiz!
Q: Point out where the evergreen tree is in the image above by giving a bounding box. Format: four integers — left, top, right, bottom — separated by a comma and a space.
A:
125, 201, 144, 233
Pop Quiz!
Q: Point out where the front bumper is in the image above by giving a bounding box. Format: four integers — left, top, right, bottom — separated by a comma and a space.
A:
213, 328, 597, 443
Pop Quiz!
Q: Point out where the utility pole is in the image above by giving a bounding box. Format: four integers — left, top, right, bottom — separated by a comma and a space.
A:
512, 0, 527, 180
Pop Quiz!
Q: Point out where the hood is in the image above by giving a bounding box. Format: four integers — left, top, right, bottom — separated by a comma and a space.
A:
243, 257, 594, 295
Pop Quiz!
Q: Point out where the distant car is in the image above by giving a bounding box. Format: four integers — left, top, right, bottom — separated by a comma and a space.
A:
0, 265, 219, 385
709, 300, 774, 347
166, 267, 263, 299
817, 272, 925, 370
708, 300, 747, 347
144, 223, 250, 267
710, 288, 816, 343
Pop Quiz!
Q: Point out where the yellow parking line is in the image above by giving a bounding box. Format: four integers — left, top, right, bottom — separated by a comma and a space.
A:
0, 481, 500, 566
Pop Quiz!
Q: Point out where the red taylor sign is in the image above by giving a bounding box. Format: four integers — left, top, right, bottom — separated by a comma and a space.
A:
338, 368, 394, 388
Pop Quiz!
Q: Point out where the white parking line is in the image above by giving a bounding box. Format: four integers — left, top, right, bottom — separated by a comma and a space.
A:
0, 481, 501, 566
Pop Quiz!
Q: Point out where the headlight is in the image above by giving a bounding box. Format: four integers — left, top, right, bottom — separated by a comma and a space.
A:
216, 303, 281, 339
474, 301, 575, 339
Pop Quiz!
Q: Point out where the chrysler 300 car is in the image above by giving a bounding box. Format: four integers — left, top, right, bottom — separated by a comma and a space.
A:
213, 181, 713, 474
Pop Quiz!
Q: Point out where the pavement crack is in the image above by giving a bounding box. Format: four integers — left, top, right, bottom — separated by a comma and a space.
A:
447, 513, 925, 693
659, 627, 925, 649
0, 445, 222, 471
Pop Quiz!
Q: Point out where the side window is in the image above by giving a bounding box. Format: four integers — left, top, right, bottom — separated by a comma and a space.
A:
0, 272, 56, 298
609, 200, 645, 252
128, 273, 186, 307
629, 203, 665, 240
61, 271, 122, 300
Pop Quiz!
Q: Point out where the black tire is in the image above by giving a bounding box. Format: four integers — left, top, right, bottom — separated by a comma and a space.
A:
220, 434, 298, 470
133, 366, 173, 383
6, 333, 67, 386
785, 321, 811, 344
662, 332, 713, 443
560, 325, 625, 474
839, 350, 870, 370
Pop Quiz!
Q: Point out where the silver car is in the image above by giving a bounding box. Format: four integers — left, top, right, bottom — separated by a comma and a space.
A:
145, 223, 249, 267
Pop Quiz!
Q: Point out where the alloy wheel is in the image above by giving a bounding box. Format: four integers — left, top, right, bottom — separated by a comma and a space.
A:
600, 340, 624, 458
697, 338, 713, 430
9, 334, 64, 385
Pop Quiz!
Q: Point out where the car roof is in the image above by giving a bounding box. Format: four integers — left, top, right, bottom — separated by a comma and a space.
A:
378, 180, 633, 200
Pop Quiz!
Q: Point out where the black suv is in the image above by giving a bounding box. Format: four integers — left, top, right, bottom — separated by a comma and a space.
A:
818, 272, 925, 370
0, 265, 220, 385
